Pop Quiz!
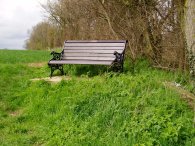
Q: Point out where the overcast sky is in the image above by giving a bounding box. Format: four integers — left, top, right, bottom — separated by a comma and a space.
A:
0, 0, 47, 49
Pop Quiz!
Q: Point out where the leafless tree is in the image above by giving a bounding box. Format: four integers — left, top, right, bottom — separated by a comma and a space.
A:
26, 0, 194, 75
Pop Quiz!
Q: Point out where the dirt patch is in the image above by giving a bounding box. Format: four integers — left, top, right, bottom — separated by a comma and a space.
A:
164, 82, 195, 109
9, 109, 23, 117
28, 62, 46, 68
30, 76, 71, 83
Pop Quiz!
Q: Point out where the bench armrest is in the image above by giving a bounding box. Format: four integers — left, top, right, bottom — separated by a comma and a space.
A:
114, 51, 124, 63
50, 51, 62, 60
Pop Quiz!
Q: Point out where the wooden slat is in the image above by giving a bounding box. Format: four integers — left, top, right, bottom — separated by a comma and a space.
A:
65, 43, 125, 47
62, 53, 115, 57
64, 46, 124, 50
63, 49, 123, 54
49, 60, 113, 65
61, 56, 115, 61
66, 40, 127, 43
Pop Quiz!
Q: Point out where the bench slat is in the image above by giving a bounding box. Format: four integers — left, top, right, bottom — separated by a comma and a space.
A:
66, 40, 127, 43
65, 43, 125, 47
49, 60, 113, 65
64, 46, 124, 50
63, 53, 115, 57
61, 56, 115, 61
63, 49, 123, 54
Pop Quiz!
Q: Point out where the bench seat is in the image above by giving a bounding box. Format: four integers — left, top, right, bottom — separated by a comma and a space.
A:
49, 60, 113, 65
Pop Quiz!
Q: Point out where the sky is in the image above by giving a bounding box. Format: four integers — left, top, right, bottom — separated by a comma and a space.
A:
0, 0, 47, 49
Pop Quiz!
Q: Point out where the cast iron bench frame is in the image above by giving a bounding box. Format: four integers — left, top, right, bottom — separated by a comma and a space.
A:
48, 40, 128, 77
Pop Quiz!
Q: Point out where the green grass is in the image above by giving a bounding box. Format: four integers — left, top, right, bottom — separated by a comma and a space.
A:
0, 50, 50, 64
0, 50, 194, 145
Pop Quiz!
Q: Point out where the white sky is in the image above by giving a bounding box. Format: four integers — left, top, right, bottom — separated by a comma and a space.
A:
0, 0, 47, 49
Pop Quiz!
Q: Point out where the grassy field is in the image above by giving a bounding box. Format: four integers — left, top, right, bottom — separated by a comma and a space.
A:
0, 49, 195, 145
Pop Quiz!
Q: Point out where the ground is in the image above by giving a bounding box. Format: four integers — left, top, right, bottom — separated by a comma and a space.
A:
0, 50, 195, 145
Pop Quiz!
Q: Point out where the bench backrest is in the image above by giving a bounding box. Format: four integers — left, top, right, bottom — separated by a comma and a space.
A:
61, 40, 127, 65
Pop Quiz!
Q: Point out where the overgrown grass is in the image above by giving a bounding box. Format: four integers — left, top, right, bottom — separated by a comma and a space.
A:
0, 50, 194, 145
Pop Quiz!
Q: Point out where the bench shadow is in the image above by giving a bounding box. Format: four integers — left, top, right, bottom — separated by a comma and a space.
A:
64, 65, 108, 77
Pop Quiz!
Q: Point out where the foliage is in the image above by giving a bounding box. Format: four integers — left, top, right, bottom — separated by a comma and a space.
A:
0, 50, 194, 145
25, 22, 63, 50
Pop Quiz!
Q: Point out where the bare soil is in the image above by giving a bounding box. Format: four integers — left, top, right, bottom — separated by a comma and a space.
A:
164, 82, 195, 110
28, 62, 47, 68
30, 76, 71, 83
9, 109, 23, 117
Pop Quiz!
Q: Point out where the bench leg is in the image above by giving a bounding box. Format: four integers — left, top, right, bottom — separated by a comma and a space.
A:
50, 65, 65, 78
50, 66, 55, 78
121, 62, 124, 72
59, 65, 65, 75
113, 51, 124, 72
111, 62, 123, 72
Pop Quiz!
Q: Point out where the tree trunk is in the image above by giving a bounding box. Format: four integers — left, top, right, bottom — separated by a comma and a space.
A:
184, 0, 195, 77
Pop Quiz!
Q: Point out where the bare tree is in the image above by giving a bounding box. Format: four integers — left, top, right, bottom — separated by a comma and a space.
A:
26, 0, 193, 74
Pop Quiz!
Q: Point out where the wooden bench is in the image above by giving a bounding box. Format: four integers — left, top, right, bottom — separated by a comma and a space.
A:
48, 40, 128, 77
